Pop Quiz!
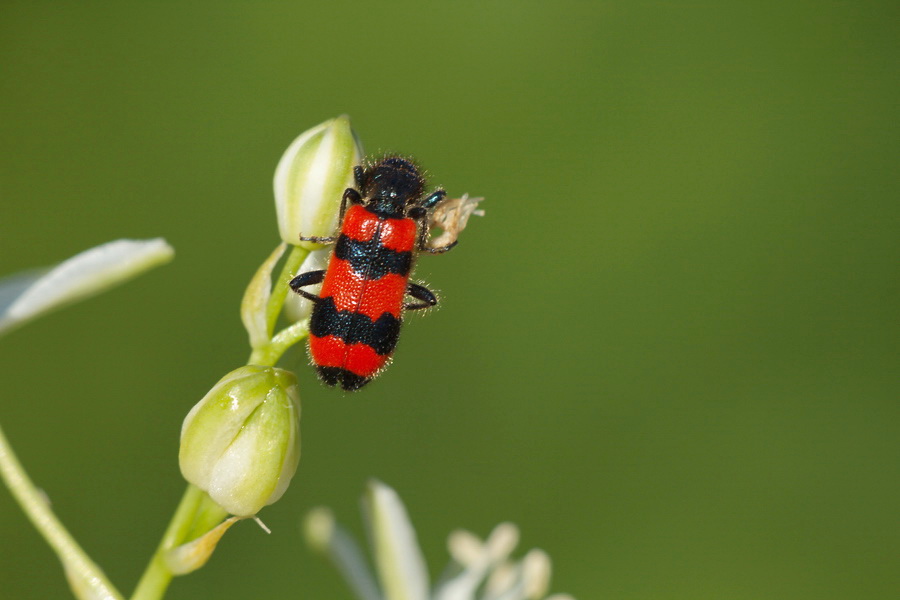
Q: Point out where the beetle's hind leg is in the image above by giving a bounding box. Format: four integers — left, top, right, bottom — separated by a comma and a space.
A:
289, 270, 326, 302
404, 282, 438, 310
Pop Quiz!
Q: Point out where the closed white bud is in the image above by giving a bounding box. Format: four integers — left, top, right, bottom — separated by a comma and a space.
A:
179, 366, 301, 517
273, 115, 363, 248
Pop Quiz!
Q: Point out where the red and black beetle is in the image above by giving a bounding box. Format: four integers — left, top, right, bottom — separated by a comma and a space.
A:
289, 156, 455, 391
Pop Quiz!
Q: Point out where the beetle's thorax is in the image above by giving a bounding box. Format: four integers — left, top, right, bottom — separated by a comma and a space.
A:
360, 156, 425, 218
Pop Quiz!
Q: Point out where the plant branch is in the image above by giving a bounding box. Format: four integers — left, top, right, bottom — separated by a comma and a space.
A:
130, 485, 227, 600
265, 245, 309, 338
0, 422, 123, 600
249, 318, 311, 367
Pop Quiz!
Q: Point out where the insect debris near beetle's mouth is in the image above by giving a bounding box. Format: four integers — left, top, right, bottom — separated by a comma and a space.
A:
290, 155, 479, 391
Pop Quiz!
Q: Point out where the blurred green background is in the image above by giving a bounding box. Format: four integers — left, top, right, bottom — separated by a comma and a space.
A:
1, 1, 897, 599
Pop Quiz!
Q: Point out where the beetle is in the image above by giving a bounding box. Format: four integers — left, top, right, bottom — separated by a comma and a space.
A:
289, 155, 455, 391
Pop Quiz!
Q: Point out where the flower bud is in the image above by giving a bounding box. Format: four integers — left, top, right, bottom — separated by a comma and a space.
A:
274, 115, 363, 248
179, 366, 301, 517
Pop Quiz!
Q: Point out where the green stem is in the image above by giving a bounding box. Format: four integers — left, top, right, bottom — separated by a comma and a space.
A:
265, 245, 308, 338
130, 485, 228, 600
249, 318, 311, 367
131, 244, 313, 599
2, 242, 314, 599
0, 422, 123, 600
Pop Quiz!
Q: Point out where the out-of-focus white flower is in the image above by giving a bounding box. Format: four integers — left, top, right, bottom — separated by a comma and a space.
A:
303, 480, 574, 600
0, 238, 174, 336
273, 115, 363, 248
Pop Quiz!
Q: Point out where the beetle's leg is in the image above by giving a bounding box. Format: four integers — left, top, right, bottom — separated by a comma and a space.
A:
353, 165, 365, 189
412, 211, 430, 250
421, 189, 446, 210
289, 270, 326, 302
298, 188, 362, 244
404, 282, 438, 310
409, 190, 456, 253
421, 239, 458, 254
299, 234, 338, 244
413, 210, 458, 253
340, 187, 363, 222
406, 189, 445, 223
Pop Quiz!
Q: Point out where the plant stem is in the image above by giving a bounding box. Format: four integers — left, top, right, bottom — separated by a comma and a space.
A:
0, 422, 123, 600
245, 243, 312, 367
265, 245, 309, 338
130, 485, 228, 600
131, 244, 313, 598
249, 318, 311, 367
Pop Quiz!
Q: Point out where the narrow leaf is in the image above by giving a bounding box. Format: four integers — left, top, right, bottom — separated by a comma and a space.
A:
0, 238, 174, 336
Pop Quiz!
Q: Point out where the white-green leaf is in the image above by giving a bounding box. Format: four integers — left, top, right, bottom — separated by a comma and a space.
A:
241, 242, 287, 349
165, 517, 240, 575
0, 238, 174, 336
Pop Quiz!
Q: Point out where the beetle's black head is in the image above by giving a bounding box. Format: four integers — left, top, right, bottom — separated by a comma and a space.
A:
359, 156, 426, 217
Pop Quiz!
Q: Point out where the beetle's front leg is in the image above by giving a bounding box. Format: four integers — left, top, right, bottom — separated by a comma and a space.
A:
338, 187, 363, 224
299, 188, 363, 244
410, 210, 457, 254
299, 234, 338, 244
420, 189, 447, 210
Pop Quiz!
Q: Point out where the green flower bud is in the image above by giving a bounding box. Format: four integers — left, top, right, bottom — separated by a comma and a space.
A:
274, 115, 363, 248
179, 366, 301, 517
